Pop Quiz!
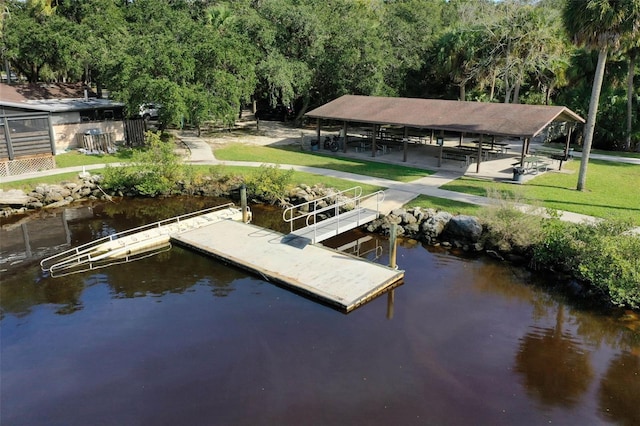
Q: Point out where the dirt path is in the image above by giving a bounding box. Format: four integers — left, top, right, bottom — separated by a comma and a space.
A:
196, 113, 320, 150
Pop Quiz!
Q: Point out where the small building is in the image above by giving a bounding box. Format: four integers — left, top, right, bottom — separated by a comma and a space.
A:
0, 83, 125, 176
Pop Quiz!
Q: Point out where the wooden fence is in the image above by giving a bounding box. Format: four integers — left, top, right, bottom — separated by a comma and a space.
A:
124, 119, 146, 146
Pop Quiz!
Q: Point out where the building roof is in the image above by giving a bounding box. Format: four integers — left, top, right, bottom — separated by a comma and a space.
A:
305, 95, 585, 138
0, 82, 96, 102
0, 83, 123, 113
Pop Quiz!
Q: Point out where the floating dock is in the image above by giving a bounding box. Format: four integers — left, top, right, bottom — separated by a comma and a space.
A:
42, 188, 403, 312
173, 220, 404, 312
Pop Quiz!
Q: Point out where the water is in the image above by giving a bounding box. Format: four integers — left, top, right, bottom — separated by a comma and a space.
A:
1, 198, 638, 425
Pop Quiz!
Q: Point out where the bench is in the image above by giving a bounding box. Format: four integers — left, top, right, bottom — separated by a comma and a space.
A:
441, 150, 474, 167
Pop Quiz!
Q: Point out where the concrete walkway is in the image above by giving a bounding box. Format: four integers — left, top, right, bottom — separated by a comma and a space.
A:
1, 133, 637, 232
180, 134, 609, 225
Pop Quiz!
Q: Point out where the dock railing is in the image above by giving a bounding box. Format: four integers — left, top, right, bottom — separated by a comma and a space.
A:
282, 187, 385, 241
41, 203, 237, 274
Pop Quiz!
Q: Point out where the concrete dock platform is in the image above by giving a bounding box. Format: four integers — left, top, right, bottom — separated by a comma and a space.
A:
173, 220, 404, 312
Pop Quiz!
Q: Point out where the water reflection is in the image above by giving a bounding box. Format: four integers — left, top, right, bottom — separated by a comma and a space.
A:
515, 308, 594, 407
1, 198, 639, 425
599, 351, 640, 425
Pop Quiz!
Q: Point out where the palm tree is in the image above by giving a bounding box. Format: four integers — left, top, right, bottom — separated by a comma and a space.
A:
435, 28, 485, 101
563, 0, 640, 191
626, 47, 639, 151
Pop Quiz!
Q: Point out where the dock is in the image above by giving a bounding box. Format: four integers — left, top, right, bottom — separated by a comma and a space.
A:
173, 220, 404, 312
42, 187, 403, 312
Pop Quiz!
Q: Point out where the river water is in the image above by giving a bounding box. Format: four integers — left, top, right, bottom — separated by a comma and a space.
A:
1, 198, 638, 426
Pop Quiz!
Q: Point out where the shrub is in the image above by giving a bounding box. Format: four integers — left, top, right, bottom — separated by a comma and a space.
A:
479, 189, 544, 253
101, 131, 184, 196
533, 218, 640, 308
573, 220, 640, 308
532, 219, 582, 272
244, 164, 294, 204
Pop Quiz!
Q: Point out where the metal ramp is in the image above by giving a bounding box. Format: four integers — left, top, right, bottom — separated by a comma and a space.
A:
40, 204, 246, 277
283, 187, 384, 244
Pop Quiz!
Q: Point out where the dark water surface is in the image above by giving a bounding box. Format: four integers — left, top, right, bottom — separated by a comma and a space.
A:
1, 198, 639, 426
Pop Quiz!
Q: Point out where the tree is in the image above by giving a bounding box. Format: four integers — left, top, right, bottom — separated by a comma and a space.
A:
434, 27, 487, 101
563, 0, 640, 191
622, 38, 640, 151
381, 0, 443, 96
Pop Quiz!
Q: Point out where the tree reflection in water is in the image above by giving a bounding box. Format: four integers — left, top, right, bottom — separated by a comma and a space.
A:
598, 351, 640, 426
2, 197, 639, 425
515, 306, 594, 407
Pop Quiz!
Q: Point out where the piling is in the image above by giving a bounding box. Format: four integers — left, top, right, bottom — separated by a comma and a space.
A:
389, 223, 398, 269
241, 185, 248, 223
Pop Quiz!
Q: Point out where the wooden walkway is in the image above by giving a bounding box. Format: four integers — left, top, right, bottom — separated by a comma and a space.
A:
173, 220, 404, 312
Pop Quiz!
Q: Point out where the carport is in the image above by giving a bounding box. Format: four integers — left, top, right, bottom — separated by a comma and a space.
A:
305, 95, 584, 173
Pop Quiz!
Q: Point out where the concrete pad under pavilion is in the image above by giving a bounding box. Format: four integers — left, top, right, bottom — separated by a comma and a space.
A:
305, 95, 585, 174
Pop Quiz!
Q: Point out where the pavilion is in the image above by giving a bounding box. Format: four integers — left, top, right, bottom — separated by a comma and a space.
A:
305, 95, 585, 172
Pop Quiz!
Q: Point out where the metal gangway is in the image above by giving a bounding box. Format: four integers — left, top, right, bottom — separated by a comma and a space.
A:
282, 187, 384, 244
41, 203, 247, 277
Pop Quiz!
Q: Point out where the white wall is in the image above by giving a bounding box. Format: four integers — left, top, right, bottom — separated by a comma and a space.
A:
53, 121, 125, 152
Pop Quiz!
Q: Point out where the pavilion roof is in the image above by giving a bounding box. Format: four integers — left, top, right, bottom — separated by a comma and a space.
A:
305, 95, 584, 138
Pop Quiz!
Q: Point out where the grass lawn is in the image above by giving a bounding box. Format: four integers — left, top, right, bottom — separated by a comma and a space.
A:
54, 150, 135, 168
214, 143, 434, 182
442, 159, 640, 224
405, 195, 483, 216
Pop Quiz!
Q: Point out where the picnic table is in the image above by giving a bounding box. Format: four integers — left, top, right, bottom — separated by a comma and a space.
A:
523, 156, 551, 174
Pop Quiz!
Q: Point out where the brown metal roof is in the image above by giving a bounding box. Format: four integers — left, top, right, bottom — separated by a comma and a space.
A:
305, 95, 584, 138
0, 83, 96, 103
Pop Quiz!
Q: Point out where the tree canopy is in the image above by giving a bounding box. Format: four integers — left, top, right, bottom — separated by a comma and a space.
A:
1, 0, 638, 151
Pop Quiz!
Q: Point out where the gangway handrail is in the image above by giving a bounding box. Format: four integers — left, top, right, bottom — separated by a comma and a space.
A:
41, 203, 236, 272
283, 188, 385, 242
282, 186, 364, 232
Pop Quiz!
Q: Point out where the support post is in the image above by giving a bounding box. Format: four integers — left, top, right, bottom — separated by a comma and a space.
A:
48, 115, 56, 155
476, 133, 483, 173
520, 137, 529, 166
342, 121, 348, 153
403, 127, 408, 162
372, 124, 377, 157
389, 223, 398, 269
316, 119, 320, 144
241, 185, 248, 223
561, 125, 574, 171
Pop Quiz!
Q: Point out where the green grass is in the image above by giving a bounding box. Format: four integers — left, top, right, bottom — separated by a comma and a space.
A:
214, 143, 434, 182
0, 171, 107, 191
405, 195, 483, 216
442, 159, 640, 224
54, 149, 135, 168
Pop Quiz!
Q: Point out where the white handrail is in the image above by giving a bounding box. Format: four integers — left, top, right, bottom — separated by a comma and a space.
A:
283, 186, 363, 232
41, 203, 236, 272
283, 187, 385, 240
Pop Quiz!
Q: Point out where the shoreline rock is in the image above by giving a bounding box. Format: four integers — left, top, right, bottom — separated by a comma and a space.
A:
1, 174, 109, 217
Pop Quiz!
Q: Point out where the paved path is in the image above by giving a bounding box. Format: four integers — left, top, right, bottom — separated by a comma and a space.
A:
181, 135, 608, 225
1, 134, 637, 231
